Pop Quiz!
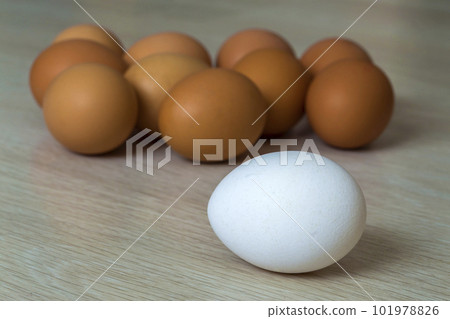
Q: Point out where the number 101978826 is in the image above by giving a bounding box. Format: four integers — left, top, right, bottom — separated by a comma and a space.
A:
373, 305, 439, 316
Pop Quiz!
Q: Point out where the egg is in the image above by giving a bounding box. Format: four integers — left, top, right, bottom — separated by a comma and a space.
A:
208, 151, 366, 273
217, 28, 295, 69
124, 32, 211, 66
125, 53, 209, 132
158, 68, 267, 162
43, 63, 137, 154
53, 24, 123, 55
233, 48, 310, 135
29, 39, 126, 106
306, 60, 394, 149
300, 37, 372, 76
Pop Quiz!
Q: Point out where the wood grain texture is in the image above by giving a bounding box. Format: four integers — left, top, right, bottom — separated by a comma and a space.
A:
0, 0, 449, 300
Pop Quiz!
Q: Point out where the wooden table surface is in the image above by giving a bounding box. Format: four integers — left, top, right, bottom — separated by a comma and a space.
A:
1, 0, 449, 301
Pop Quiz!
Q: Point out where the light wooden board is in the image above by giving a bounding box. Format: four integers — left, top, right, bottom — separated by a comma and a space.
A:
0, 0, 449, 300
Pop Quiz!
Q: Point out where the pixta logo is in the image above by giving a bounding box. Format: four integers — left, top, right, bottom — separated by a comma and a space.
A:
126, 129, 172, 176
126, 129, 324, 175
192, 138, 325, 166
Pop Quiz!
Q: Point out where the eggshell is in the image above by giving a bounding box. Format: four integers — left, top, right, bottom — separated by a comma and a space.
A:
300, 37, 371, 76
208, 151, 366, 273
43, 63, 137, 154
217, 28, 295, 69
124, 32, 211, 66
306, 60, 394, 149
124, 53, 209, 131
53, 24, 123, 55
233, 49, 310, 135
158, 68, 267, 161
29, 39, 127, 106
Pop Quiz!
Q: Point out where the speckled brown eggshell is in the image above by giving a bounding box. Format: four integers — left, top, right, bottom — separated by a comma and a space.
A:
53, 24, 123, 55
234, 48, 310, 136
306, 60, 394, 149
300, 37, 372, 76
158, 68, 268, 162
217, 28, 295, 69
124, 32, 211, 66
30, 39, 127, 106
124, 53, 209, 132
43, 63, 138, 155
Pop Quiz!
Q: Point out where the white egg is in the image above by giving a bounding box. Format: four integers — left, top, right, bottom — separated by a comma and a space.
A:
208, 151, 366, 273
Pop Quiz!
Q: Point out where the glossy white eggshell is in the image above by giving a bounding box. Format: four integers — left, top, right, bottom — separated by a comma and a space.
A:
207, 151, 366, 273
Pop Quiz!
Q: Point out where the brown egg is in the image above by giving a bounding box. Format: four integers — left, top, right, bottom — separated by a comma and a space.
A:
234, 48, 310, 135
53, 24, 123, 55
158, 69, 267, 162
306, 60, 394, 149
216, 28, 295, 69
125, 53, 209, 132
124, 32, 211, 66
300, 37, 371, 76
29, 39, 126, 106
43, 63, 138, 154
